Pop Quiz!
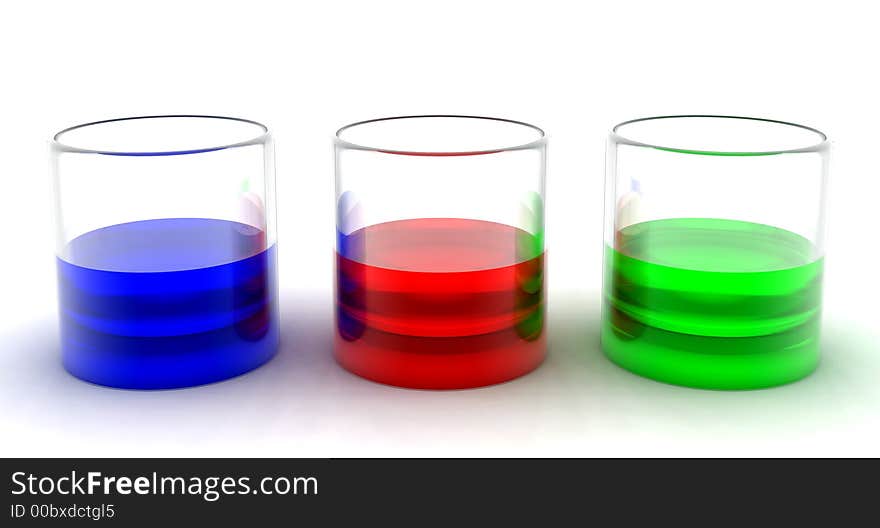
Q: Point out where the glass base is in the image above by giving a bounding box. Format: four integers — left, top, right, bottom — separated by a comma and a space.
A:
601, 322, 819, 390
62, 331, 279, 390
335, 334, 546, 390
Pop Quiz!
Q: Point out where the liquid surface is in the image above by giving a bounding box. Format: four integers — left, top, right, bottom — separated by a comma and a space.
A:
602, 218, 822, 389
58, 218, 278, 389
336, 218, 545, 389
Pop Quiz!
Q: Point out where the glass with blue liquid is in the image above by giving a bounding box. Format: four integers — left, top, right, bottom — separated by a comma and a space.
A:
51, 115, 279, 389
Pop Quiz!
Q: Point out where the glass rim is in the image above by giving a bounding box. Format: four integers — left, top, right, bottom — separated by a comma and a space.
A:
611, 114, 828, 156
335, 114, 546, 156
51, 114, 270, 156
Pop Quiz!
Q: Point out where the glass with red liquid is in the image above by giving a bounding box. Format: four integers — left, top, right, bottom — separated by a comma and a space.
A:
334, 115, 547, 389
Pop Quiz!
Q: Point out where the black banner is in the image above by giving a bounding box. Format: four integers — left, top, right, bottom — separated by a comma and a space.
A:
1, 458, 873, 524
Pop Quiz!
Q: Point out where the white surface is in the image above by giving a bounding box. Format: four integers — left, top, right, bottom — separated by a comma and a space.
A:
1, 0, 878, 457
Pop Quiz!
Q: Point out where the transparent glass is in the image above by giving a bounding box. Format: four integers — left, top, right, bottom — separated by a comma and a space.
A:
334, 115, 547, 389
603, 115, 829, 390
51, 115, 278, 389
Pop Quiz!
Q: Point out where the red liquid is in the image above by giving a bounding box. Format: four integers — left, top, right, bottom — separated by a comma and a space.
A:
335, 218, 545, 389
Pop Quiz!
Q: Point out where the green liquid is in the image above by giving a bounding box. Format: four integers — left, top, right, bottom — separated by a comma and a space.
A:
601, 218, 823, 390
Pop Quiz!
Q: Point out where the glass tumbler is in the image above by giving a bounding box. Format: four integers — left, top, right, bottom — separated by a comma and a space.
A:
51, 115, 279, 389
603, 115, 829, 389
334, 115, 547, 389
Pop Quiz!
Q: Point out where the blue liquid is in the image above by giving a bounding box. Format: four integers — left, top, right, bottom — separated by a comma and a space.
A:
57, 218, 279, 389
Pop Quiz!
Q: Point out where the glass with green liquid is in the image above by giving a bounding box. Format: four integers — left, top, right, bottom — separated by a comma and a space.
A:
603, 116, 829, 389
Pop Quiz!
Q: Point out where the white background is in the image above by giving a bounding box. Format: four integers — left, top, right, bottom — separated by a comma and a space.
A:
1, 0, 878, 457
